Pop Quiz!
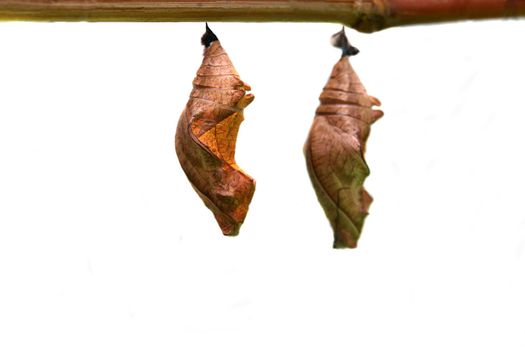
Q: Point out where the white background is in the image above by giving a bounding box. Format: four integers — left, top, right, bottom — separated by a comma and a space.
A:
0, 20, 524, 349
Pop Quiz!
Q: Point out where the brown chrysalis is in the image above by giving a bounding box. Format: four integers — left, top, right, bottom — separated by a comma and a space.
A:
304, 28, 383, 248
175, 24, 255, 236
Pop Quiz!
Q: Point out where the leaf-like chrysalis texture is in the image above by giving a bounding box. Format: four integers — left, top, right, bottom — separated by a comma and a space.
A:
304, 32, 383, 248
175, 26, 255, 236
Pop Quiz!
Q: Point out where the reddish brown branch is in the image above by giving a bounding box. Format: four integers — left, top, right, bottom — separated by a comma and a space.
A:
0, 0, 523, 32
386, 0, 525, 29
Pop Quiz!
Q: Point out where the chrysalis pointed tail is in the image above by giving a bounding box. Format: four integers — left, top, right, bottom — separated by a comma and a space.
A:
201, 23, 219, 48
331, 27, 359, 57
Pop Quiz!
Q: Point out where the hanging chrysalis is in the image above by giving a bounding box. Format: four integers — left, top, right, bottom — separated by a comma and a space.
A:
304, 28, 383, 248
175, 24, 255, 236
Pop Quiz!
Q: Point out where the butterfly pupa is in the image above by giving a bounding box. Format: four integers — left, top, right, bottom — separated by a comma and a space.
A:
175, 24, 255, 236
304, 28, 383, 248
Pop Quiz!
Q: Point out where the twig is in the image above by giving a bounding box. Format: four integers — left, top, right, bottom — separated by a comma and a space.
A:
0, 0, 523, 33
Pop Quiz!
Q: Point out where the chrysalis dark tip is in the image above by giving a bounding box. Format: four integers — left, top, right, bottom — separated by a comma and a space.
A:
331, 27, 359, 57
201, 23, 219, 48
